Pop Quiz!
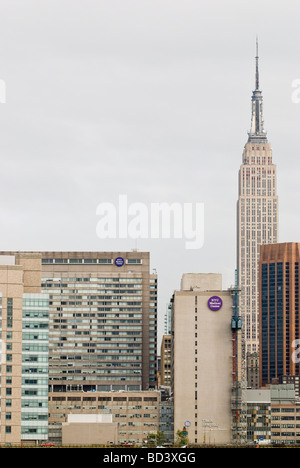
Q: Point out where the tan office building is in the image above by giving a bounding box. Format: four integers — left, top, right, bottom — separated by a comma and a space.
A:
0, 250, 157, 444
0, 250, 157, 391
0, 253, 49, 446
49, 390, 160, 445
242, 385, 300, 446
160, 335, 172, 387
62, 413, 119, 446
171, 273, 235, 445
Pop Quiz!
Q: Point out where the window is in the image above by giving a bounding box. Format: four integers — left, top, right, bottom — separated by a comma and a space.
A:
7, 298, 13, 328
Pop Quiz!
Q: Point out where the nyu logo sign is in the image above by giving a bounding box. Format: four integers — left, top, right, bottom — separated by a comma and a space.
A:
208, 296, 223, 311
114, 257, 124, 267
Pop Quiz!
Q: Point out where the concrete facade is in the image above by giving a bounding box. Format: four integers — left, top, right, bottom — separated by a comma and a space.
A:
0, 253, 49, 446
49, 390, 160, 445
62, 414, 118, 446
0, 251, 157, 393
243, 384, 300, 445
171, 273, 233, 445
160, 335, 171, 387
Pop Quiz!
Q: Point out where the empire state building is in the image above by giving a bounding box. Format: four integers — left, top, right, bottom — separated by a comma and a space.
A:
237, 41, 278, 358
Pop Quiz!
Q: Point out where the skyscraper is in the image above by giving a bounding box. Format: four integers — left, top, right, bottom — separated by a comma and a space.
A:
0, 253, 49, 446
0, 251, 157, 391
237, 41, 278, 360
259, 243, 300, 387
171, 273, 234, 445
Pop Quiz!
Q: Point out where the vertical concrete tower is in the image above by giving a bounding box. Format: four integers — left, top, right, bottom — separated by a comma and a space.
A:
237, 40, 278, 360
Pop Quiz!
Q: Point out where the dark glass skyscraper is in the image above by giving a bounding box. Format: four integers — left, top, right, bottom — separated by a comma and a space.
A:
259, 243, 300, 386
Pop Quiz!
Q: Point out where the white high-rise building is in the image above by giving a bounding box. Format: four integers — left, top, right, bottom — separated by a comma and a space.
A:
171, 273, 234, 445
237, 41, 278, 357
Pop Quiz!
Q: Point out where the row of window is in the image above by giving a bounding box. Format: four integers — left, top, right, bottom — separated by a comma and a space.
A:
51, 395, 157, 402
42, 258, 142, 264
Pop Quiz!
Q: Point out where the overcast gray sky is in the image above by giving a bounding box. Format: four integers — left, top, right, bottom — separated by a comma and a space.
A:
0, 0, 300, 344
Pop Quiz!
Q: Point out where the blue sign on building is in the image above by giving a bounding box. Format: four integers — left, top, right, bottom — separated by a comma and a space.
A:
114, 257, 125, 267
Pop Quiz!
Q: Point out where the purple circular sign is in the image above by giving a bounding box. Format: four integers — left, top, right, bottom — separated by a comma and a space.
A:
208, 296, 223, 311
114, 257, 124, 267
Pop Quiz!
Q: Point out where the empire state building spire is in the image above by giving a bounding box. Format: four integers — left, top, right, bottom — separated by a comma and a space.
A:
237, 39, 278, 365
248, 38, 267, 143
